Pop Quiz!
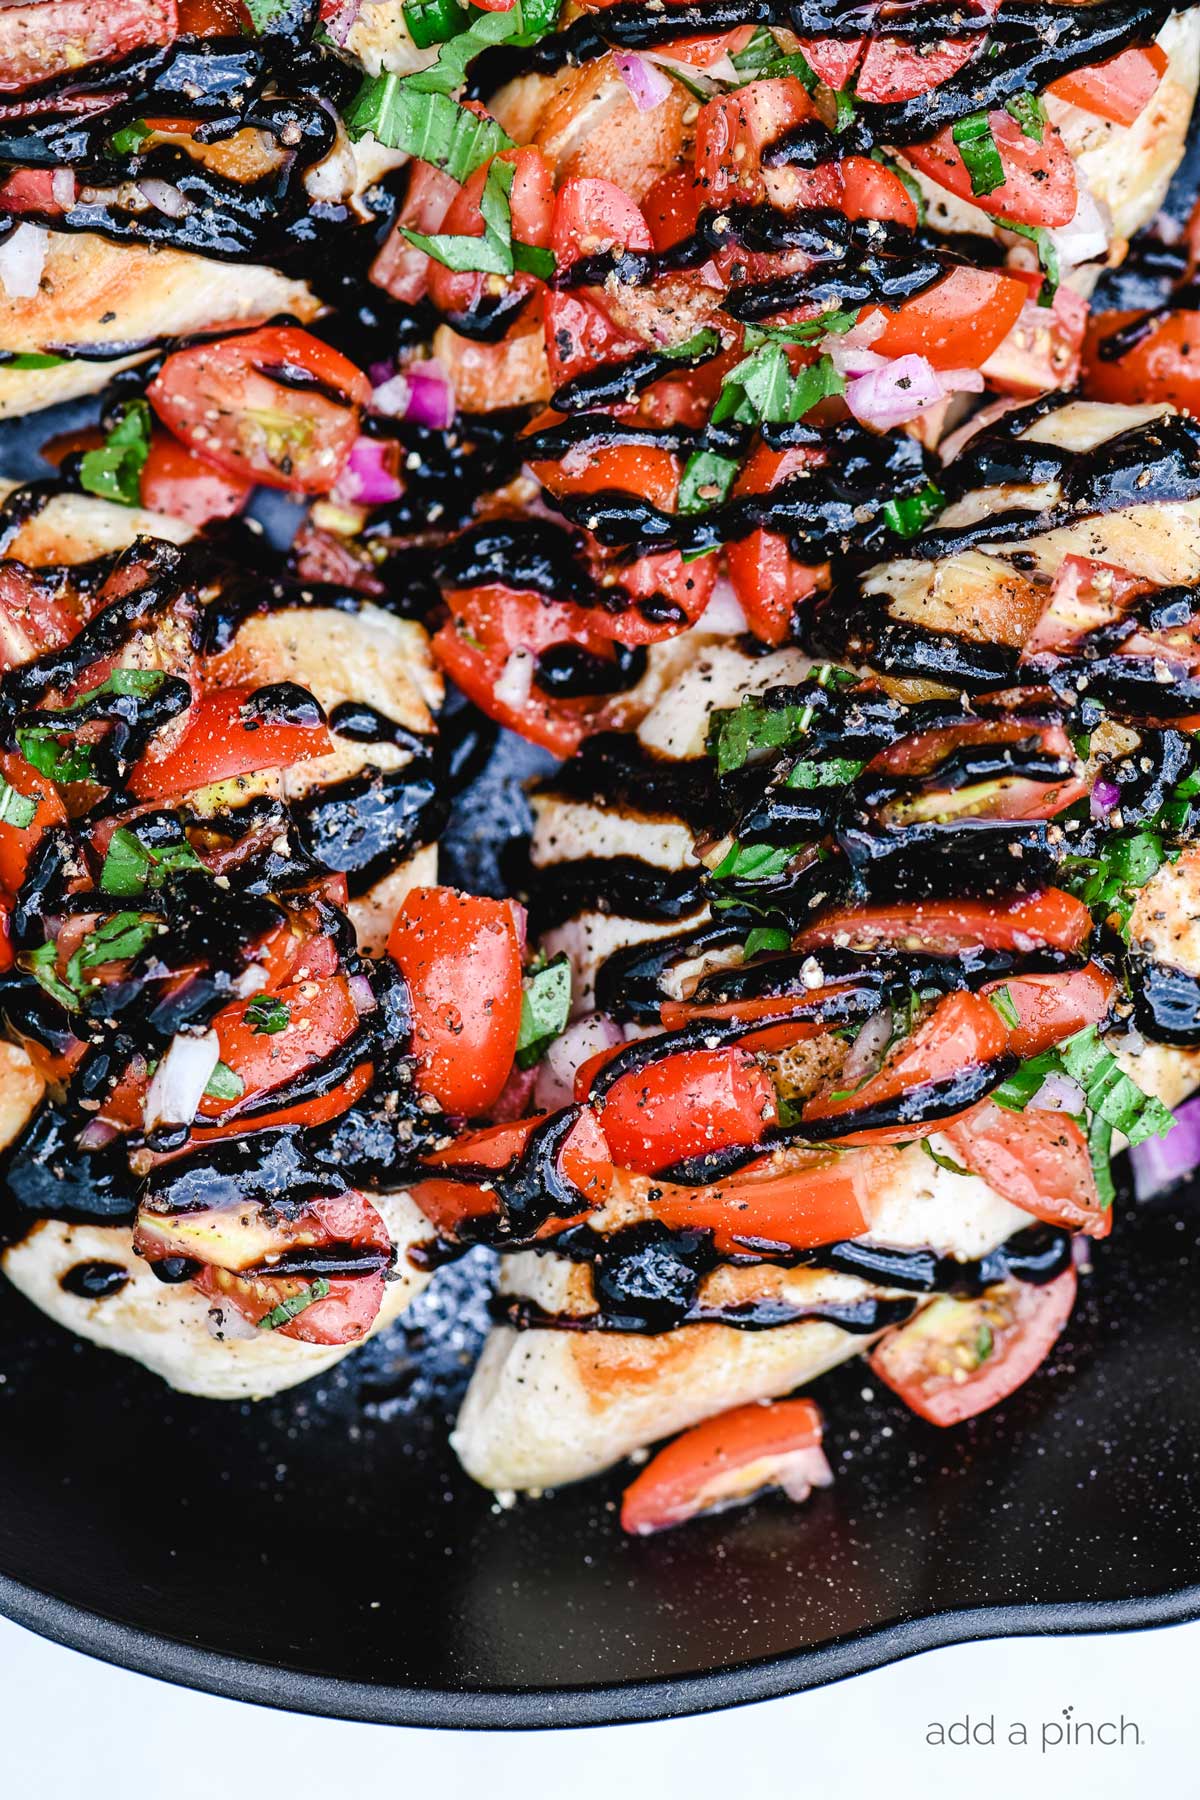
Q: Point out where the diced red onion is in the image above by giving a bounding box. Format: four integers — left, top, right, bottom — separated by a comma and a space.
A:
841, 1007, 892, 1084
845, 354, 950, 432
143, 1030, 220, 1131
1027, 1071, 1087, 1115
534, 1013, 625, 1110
613, 51, 674, 111
1130, 1094, 1200, 1201
828, 341, 888, 379
232, 964, 269, 999
1091, 776, 1121, 821
78, 1119, 119, 1152
349, 973, 377, 1014
371, 360, 455, 430
491, 1063, 538, 1122
0, 222, 47, 298
137, 178, 189, 218
776, 1442, 835, 1505
319, 0, 363, 46
332, 436, 404, 507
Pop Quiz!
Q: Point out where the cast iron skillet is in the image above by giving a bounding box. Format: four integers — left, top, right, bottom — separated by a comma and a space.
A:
4, 110, 1200, 1717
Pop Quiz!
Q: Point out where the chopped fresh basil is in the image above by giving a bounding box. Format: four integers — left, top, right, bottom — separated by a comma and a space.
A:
678, 450, 739, 516
204, 1061, 245, 1101
744, 926, 791, 959
708, 666, 854, 775
245, 0, 294, 29
258, 1278, 331, 1332
55, 912, 161, 1002
1003, 219, 1060, 303
785, 755, 863, 789
975, 1321, 995, 1362
110, 119, 151, 157
921, 1137, 973, 1177
730, 27, 782, 77
402, 0, 467, 49
993, 1024, 1175, 1152
345, 77, 513, 182
516, 953, 572, 1069
1087, 1111, 1117, 1211
17, 668, 167, 786
78, 399, 152, 507
1061, 827, 1172, 934
988, 985, 1021, 1031
1005, 91, 1046, 141
661, 327, 723, 363
4, 351, 68, 370
713, 345, 844, 428
401, 154, 554, 277
0, 775, 36, 830
882, 480, 944, 539
712, 840, 797, 884
21, 942, 78, 1011
100, 823, 204, 897
952, 110, 1006, 197
246, 994, 291, 1036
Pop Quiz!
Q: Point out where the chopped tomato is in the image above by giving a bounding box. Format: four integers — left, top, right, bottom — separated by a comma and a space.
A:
432, 581, 621, 754
0, 564, 80, 675
642, 1144, 881, 1255
795, 890, 1093, 957
533, 440, 680, 508
867, 266, 1030, 371
643, 168, 701, 252
127, 685, 332, 800
801, 991, 1009, 1146
981, 280, 1088, 396
694, 78, 815, 208
874, 716, 1088, 824
580, 1047, 776, 1175
0, 751, 66, 893
587, 543, 718, 648
985, 965, 1115, 1060
139, 431, 253, 527
544, 179, 652, 387
943, 1104, 1108, 1236
854, 32, 981, 103
148, 327, 371, 495
372, 161, 460, 305
0, 0, 176, 91
190, 1191, 391, 1347
1020, 555, 1152, 665
1048, 42, 1168, 126
796, 36, 865, 90
621, 1398, 831, 1535
426, 147, 554, 320
868, 1269, 1078, 1425
904, 111, 1077, 229
411, 1108, 615, 1236
1082, 308, 1200, 414
727, 444, 825, 645
386, 887, 524, 1116
0, 895, 11, 975
201, 975, 357, 1114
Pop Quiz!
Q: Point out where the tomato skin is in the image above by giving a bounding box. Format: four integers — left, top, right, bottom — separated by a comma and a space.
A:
127, 685, 333, 800
943, 1104, 1108, 1236
621, 1398, 829, 1535
534, 441, 680, 508
200, 975, 360, 1122
411, 1108, 615, 1235
193, 1191, 391, 1347
796, 889, 1092, 957
643, 168, 701, 252
139, 431, 253, 526
1048, 43, 1168, 126
640, 1145, 879, 1255
726, 444, 823, 646
426, 147, 554, 320
0, 564, 80, 675
868, 266, 1030, 371
801, 991, 1010, 1147
854, 33, 980, 104
0, 0, 176, 91
580, 1047, 777, 1175
544, 179, 653, 386
386, 887, 524, 1116
432, 620, 597, 756
986, 965, 1115, 1060
868, 1269, 1078, 1426
1082, 309, 1200, 414
148, 327, 371, 495
694, 78, 815, 208
981, 279, 1088, 397
0, 751, 66, 894
796, 36, 864, 90
904, 111, 1077, 229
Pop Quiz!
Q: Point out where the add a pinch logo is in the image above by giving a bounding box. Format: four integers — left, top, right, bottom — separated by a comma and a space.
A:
925, 1707, 1144, 1751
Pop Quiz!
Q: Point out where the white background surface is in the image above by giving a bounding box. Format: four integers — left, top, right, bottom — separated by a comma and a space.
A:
3, 1612, 1196, 1799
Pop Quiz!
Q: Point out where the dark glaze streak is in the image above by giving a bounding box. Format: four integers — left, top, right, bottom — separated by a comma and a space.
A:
59, 1260, 131, 1300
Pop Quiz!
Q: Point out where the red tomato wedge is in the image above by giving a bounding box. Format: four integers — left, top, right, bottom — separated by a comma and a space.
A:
139, 432, 253, 527
544, 178, 653, 387
796, 36, 864, 90
426, 147, 554, 319
800, 991, 1009, 1146
0, 0, 176, 91
0, 751, 66, 893
942, 1104, 1108, 1236
795, 890, 1092, 957
1048, 42, 1168, 126
985, 966, 1115, 1060
386, 887, 524, 1116
727, 445, 824, 646
191, 1191, 391, 1347
411, 1109, 615, 1236
867, 266, 1030, 371
621, 1398, 831, 1535
641, 1145, 882, 1255
868, 1268, 1077, 1426
148, 327, 371, 495
854, 33, 981, 103
583, 1047, 777, 1175
694, 78, 815, 207
199, 975, 360, 1122
0, 564, 80, 675
904, 111, 1077, 229
128, 685, 332, 800
1083, 308, 1200, 415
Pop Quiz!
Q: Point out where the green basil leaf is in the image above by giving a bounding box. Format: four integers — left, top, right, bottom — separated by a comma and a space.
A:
678, 450, 739, 515
402, 0, 467, 49
258, 1278, 331, 1332
1005, 92, 1046, 142
78, 399, 152, 507
21, 941, 79, 1011
516, 953, 572, 1069
204, 1060, 245, 1101
0, 774, 36, 829
1002, 219, 1060, 304
345, 79, 513, 182
246, 994, 291, 1036
921, 1137, 973, 1177
785, 755, 864, 789
4, 351, 69, 370
882, 480, 944, 539
712, 841, 798, 884
110, 118, 151, 156
952, 109, 1006, 196
988, 985, 1021, 1030
743, 926, 791, 958
100, 824, 204, 897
